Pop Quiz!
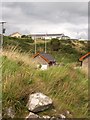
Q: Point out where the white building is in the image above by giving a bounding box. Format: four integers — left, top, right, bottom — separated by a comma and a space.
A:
30, 33, 64, 40
10, 32, 22, 38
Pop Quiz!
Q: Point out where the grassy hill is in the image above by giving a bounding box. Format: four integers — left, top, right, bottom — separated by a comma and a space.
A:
2, 36, 88, 118
3, 36, 88, 63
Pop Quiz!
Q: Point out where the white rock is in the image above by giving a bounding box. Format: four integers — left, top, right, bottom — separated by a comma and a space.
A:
27, 92, 53, 112
6, 107, 15, 118
59, 114, 66, 118
25, 112, 39, 119
42, 115, 51, 119
50, 116, 56, 120
66, 110, 70, 115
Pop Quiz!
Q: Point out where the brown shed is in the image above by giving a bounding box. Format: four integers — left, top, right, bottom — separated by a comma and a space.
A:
79, 52, 90, 72
33, 52, 56, 70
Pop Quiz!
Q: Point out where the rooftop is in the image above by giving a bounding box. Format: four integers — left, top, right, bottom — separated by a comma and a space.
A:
79, 52, 90, 61
33, 52, 56, 63
30, 33, 64, 37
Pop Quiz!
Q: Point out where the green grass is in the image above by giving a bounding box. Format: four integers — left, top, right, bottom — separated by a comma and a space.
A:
2, 37, 89, 118
2, 56, 21, 76
2, 51, 88, 118
37, 66, 88, 118
2, 55, 35, 117
3, 36, 88, 59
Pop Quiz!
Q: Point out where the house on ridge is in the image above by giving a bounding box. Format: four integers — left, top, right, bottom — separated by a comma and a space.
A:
10, 32, 22, 38
33, 52, 56, 70
29, 33, 64, 40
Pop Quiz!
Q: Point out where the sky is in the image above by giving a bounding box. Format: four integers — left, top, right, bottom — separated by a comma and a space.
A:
1, 2, 88, 39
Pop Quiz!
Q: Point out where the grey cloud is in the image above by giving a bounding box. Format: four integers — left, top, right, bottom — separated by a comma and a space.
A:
22, 2, 88, 24
2, 2, 88, 39
2, 2, 88, 24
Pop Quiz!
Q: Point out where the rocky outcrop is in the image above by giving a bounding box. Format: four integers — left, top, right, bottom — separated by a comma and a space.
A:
27, 92, 53, 112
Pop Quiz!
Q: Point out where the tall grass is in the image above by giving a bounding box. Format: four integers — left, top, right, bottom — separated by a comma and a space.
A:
2, 47, 88, 118
37, 66, 88, 118
2, 47, 37, 117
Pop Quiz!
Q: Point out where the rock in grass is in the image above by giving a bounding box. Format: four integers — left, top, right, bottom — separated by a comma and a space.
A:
50, 116, 57, 120
42, 115, 51, 120
59, 114, 66, 118
25, 112, 39, 119
25, 113, 51, 120
5, 107, 15, 118
26, 92, 53, 112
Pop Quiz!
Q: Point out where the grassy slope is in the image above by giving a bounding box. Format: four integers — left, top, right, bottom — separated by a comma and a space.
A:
3, 36, 88, 66
2, 36, 88, 118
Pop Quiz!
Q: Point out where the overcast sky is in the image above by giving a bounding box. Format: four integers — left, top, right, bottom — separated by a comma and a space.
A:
1, 2, 88, 39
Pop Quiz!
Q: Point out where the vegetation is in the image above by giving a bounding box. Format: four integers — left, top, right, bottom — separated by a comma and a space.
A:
50, 38, 60, 51
2, 36, 89, 118
3, 36, 34, 53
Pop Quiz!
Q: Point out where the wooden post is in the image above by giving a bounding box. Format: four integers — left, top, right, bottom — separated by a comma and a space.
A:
45, 33, 47, 53
35, 37, 36, 54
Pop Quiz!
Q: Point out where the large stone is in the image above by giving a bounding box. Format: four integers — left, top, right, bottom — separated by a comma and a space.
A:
27, 92, 53, 112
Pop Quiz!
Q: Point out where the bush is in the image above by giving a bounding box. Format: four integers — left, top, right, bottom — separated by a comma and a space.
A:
50, 38, 60, 51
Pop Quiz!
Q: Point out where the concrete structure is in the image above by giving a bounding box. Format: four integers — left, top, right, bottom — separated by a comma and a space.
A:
79, 52, 90, 72
33, 52, 56, 70
10, 32, 22, 38
30, 33, 64, 40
